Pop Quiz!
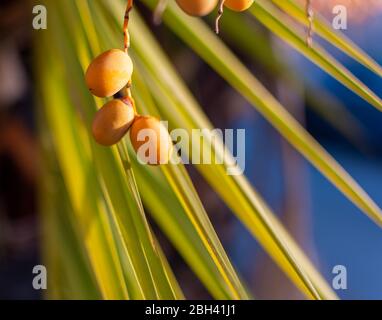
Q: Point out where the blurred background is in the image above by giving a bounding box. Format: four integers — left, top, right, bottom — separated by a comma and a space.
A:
0, 0, 382, 299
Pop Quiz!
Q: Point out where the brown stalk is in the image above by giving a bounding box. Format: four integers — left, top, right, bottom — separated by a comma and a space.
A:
306, 0, 314, 47
215, 0, 226, 34
124, 0, 134, 53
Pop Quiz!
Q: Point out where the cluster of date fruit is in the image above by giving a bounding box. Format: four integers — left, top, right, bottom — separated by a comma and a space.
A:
175, 0, 254, 18
85, 0, 254, 166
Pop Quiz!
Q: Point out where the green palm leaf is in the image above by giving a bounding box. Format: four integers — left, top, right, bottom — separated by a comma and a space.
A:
251, 0, 382, 112
270, 0, 382, 78
104, 1, 336, 299
36, 0, 382, 301
140, 0, 382, 226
